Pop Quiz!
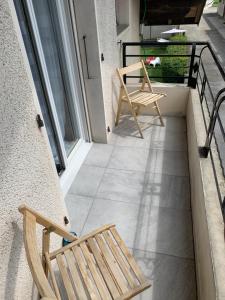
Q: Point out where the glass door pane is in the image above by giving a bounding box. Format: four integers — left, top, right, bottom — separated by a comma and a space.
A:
31, 0, 79, 157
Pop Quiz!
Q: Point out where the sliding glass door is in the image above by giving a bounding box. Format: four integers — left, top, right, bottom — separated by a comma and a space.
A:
14, 0, 89, 174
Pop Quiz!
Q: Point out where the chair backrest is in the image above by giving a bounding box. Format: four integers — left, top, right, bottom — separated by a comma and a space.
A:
18, 205, 77, 299
118, 61, 143, 76
117, 60, 153, 95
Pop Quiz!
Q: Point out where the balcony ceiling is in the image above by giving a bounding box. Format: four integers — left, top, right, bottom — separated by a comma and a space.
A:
140, 0, 207, 25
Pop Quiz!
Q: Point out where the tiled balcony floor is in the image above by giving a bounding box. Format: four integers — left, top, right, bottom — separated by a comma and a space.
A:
65, 116, 197, 300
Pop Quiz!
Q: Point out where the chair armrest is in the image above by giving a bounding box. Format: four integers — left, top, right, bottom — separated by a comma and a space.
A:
19, 204, 77, 242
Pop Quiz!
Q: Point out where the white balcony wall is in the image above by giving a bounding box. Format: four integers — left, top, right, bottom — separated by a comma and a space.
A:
187, 89, 225, 300
72, 0, 140, 142
0, 0, 68, 299
96, 0, 140, 141
95, 0, 119, 141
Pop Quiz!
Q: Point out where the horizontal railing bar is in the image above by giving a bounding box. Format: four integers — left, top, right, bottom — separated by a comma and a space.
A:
123, 41, 208, 46
126, 75, 189, 79
145, 66, 190, 69
125, 54, 193, 57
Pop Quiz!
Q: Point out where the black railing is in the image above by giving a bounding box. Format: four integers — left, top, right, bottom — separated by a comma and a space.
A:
123, 41, 225, 218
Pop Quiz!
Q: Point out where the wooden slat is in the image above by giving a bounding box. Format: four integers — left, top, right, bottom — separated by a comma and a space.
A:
42, 229, 50, 276
118, 62, 142, 76
50, 224, 115, 259
127, 90, 140, 96
133, 95, 164, 106
45, 253, 61, 300
110, 228, 146, 284
88, 237, 120, 299
80, 242, 112, 300
115, 280, 151, 300
103, 231, 137, 289
64, 250, 88, 300
95, 234, 129, 295
131, 93, 164, 105
72, 246, 100, 300
133, 93, 160, 103
130, 92, 150, 101
56, 254, 76, 300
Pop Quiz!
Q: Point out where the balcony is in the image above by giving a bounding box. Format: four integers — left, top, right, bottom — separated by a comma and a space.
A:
65, 41, 225, 300
66, 115, 195, 299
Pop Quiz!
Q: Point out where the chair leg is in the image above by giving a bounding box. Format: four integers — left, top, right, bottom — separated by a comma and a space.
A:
154, 101, 164, 127
129, 104, 144, 138
115, 100, 123, 126
115, 89, 123, 126
136, 105, 141, 116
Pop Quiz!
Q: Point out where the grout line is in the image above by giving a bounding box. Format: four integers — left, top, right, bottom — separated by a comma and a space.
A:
100, 165, 190, 177
79, 145, 116, 236
68, 193, 191, 212
130, 247, 195, 262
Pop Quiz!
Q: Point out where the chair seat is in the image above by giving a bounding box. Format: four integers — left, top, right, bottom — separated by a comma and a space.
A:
122, 91, 165, 107
48, 224, 150, 300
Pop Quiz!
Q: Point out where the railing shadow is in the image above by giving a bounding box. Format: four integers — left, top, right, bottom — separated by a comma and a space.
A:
114, 115, 197, 299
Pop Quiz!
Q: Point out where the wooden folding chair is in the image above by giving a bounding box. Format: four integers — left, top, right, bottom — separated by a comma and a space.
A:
116, 60, 166, 138
19, 205, 151, 300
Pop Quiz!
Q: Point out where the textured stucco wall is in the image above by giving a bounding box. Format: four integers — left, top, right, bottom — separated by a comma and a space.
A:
117, 0, 140, 67
187, 89, 225, 300
95, 0, 140, 142
0, 1, 68, 299
95, 0, 118, 140
73, 0, 107, 143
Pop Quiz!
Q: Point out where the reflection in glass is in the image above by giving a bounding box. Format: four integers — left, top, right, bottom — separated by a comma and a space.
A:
32, 0, 78, 156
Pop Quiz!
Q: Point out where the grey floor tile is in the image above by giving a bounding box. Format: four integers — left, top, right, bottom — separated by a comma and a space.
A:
114, 115, 160, 142
84, 143, 114, 167
108, 146, 149, 172
81, 198, 142, 248
69, 165, 105, 197
96, 168, 145, 204
159, 117, 187, 133
108, 132, 118, 145
149, 129, 188, 152
143, 173, 191, 210
135, 205, 194, 258
115, 133, 151, 148
65, 194, 93, 235
132, 249, 196, 300
146, 149, 189, 176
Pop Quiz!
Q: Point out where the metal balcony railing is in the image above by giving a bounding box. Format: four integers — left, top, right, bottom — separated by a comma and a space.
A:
122, 41, 225, 219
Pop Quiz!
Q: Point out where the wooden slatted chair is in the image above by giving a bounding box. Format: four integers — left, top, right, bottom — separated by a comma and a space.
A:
18, 205, 151, 300
116, 60, 166, 138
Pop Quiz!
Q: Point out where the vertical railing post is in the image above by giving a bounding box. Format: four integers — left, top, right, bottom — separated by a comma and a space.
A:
199, 95, 225, 158
200, 74, 207, 103
188, 43, 196, 88
122, 43, 127, 84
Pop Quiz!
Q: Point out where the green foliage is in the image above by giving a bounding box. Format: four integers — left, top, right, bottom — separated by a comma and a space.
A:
141, 46, 166, 82
213, 0, 221, 7
162, 34, 188, 83
141, 34, 189, 83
